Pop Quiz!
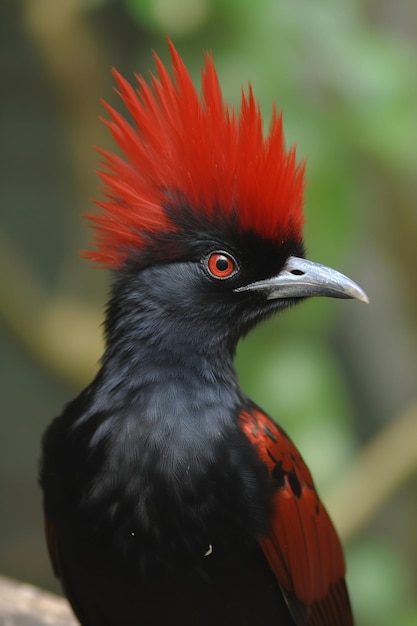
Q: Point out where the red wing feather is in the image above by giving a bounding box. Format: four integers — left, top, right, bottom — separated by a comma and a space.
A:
239, 408, 353, 626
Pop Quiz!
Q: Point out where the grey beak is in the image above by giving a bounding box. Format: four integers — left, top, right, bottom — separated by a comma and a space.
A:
235, 256, 369, 303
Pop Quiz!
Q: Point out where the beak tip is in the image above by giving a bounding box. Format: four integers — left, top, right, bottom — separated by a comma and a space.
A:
350, 286, 370, 304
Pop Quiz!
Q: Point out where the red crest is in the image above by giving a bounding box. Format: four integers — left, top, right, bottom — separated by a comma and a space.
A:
85, 40, 306, 267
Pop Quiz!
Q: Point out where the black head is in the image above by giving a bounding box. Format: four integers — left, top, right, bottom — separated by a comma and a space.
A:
104, 203, 366, 358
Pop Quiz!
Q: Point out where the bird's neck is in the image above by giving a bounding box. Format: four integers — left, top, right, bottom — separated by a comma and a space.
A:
99, 277, 243, 413
98, 329, 242, 420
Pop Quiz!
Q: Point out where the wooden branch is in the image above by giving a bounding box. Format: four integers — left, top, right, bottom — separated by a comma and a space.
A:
325, 400, 417, 542
0, 229, 102, 388
0, 575, 76, 626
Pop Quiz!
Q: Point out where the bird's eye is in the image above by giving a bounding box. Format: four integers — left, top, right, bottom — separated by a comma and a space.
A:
206, 252, 238, 280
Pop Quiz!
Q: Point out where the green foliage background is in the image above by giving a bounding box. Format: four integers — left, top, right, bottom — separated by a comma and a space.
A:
1, 1, 416, 624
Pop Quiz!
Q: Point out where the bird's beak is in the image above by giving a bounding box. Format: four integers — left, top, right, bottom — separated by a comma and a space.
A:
235, 256, 369, 303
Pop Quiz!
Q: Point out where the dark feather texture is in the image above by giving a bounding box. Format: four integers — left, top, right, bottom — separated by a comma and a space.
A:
40, 40, 360, 626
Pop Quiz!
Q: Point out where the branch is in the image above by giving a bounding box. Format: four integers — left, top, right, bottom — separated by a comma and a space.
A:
0, 575, 76, 626
0, 229, 102, 387
325, 400, 417, 542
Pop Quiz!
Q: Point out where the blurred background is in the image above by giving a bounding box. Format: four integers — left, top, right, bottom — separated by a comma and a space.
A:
1, 0, 416, 624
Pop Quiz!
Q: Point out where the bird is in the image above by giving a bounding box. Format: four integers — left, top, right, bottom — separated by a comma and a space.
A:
40, 39, 368, 626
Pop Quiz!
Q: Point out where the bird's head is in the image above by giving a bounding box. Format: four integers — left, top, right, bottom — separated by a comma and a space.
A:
85, 40, 368, 352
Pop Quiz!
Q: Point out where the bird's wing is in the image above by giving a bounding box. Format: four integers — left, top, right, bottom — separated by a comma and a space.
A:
239, 407, 353, 626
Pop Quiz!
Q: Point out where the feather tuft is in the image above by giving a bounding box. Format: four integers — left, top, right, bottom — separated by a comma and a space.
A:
84, 39, 306, 268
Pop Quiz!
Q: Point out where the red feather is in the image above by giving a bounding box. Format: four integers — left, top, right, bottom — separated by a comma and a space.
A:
85, 39, 306, 268
239, 407, 353, 626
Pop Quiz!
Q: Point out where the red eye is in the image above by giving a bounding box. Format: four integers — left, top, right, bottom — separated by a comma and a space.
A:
207, 252, 237, 279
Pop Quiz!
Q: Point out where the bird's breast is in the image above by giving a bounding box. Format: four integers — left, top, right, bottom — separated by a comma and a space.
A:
67, 397, 272, 574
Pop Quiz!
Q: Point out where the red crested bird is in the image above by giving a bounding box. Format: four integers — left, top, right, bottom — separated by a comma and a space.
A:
40, 40, 368, 626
